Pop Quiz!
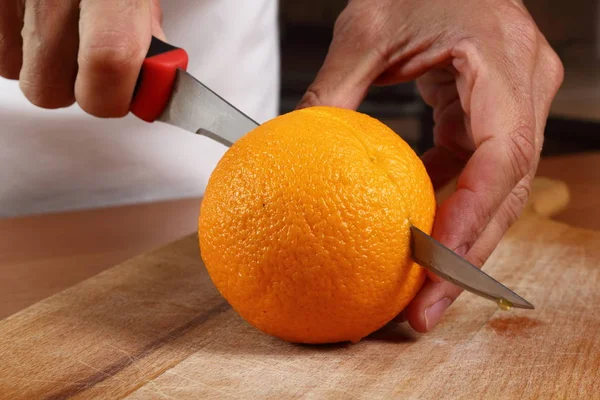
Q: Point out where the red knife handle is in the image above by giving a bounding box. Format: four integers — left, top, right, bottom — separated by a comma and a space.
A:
130, 36, 189, 122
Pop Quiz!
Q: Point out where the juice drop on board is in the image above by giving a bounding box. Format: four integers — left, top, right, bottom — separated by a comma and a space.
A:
497, 298, 513, 311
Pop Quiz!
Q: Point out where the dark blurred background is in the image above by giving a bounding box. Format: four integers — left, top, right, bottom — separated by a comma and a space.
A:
277, 0, 600, 157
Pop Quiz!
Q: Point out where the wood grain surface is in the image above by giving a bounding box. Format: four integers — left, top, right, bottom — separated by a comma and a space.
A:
1, 178, 599, 399
0, 198, 202, 319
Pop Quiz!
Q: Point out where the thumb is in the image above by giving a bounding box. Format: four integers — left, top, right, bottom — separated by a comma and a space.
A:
297, 16, 386, 110
150, 0, 166, 41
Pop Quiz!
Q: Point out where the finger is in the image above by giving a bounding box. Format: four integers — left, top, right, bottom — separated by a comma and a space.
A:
76, 0, 153, 118
417, 34, 561, 307
426, 174, 518, 284
406, 39, 541, 331
416, 68, 458, 114
405, 278, 459, 333
463, 173, 534, 266
417, 68, 477, 158
431, 129, 535, 262
19, 0, 79, 109
296, 6, 388, 110
406, 174, 535, 333
432, 39, 538, 257
0, 0, 25, 79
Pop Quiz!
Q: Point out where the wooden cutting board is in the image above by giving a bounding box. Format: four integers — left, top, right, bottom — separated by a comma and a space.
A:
1, 177, 599, 399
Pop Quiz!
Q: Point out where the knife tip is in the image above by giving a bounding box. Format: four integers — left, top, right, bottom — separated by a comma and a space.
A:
509, 298, 535, 310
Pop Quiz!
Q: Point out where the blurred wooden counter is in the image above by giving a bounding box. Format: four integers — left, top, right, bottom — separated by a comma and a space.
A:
1, 152, 599, 320
0, 198, 203, 319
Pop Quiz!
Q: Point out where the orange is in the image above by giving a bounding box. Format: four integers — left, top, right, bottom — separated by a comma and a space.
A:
199, 106, 436, 344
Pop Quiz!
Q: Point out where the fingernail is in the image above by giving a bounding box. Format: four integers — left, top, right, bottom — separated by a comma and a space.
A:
424, 298, 452, 331
454, 244, 469, 257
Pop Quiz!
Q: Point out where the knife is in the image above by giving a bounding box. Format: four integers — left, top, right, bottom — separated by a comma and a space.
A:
130, 36, 534, 311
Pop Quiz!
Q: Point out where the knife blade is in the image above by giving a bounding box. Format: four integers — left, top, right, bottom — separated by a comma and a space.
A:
159, 70, 258, 147
411, 226, 533, 309
130, 36, 534, 311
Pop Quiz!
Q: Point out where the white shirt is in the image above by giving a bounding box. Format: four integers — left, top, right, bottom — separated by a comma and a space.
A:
0, 0, 280, 217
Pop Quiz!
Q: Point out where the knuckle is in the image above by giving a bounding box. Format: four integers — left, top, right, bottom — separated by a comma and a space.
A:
451, 38, 485, 92
78, 101, 128, 118
298, 88, 324, 108
512, 181, 531, 210
468, 253, 488, 270
507, 125, 537, 180
471, 196, 493, 239
543, 47, 565, 91
79, 30, 144, 76
454, 184, 493, 248
354, 14, 384, 44
498, 182, 531, 230
20, 80, 75, 109
332, 9, 355, 41
334, 4, 388, 57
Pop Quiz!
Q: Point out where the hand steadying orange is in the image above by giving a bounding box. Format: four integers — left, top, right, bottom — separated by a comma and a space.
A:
298, 0, 563, 332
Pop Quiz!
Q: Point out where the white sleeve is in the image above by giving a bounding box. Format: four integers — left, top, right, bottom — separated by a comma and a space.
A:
0, 0, 280, 217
